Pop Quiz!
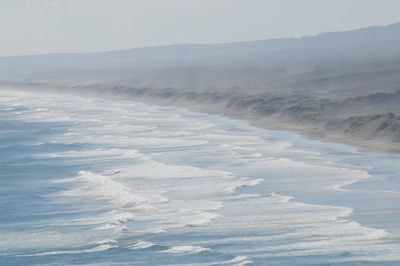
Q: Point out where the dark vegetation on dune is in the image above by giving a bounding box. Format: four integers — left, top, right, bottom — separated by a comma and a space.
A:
1, 23, 400, 151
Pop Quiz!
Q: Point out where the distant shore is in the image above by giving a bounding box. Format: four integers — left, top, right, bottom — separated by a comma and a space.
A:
2, 84, 400, 154
96, 86, 400, 155
1, 22, 400, 154
177, 101, 400, 155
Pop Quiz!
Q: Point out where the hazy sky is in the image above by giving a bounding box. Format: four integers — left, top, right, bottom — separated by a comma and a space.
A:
1, 0, 399, 56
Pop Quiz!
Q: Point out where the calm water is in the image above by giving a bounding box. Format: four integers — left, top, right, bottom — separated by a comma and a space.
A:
1, 89, 400, 265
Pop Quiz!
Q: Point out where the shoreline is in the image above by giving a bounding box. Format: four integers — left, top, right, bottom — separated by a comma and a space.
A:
3, 84, 400, 154
132, 97, 400, 155
83, 86, 400, 155
250, 116, 400, 155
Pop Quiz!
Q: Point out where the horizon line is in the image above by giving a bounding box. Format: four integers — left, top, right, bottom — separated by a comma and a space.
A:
1, 21, 399, 59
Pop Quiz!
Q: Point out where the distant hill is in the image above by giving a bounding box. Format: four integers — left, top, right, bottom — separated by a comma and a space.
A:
1, 22, 400, 70
1, 22, 400, 153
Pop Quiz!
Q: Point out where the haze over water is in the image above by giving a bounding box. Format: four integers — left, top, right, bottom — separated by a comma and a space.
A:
0, 89, 399, 265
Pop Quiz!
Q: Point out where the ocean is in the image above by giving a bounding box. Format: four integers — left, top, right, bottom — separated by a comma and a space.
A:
1, 89, 400, 265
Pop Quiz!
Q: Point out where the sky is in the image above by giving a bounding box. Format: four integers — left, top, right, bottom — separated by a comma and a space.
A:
0, 0, 399, 56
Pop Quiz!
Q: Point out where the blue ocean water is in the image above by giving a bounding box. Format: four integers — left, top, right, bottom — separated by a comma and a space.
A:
1, 89, 400, 265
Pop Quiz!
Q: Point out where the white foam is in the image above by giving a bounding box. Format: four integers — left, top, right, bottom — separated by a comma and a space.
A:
227, 256, 250, 263
129, 241, 156, 249
19, 244, 117, 257
5, 89, 399, 263
42, 148, 148, 161
161, 245, 210, 254
95, 223, 128, 232
112, 162, 226, 179
268, 192, 293, 203
94, 239, 118, 245
59, 171, 150, 207
181, 212, 221, 227
222, 179, 263, 194
224, 193, 262, 200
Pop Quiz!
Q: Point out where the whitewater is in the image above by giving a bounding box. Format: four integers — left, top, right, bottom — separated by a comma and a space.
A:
0, 89, 400, 265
